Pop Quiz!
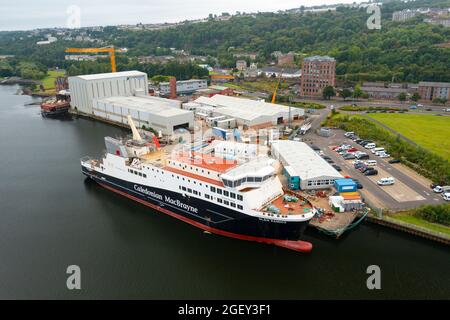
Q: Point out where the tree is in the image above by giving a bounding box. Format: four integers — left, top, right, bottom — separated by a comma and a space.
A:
322, 86, 336, 100
410, 92, 421, 102
397, 92, 407, 103
340, 88, 352, 100
353, 85, 363, 100
433, 97, 448, 105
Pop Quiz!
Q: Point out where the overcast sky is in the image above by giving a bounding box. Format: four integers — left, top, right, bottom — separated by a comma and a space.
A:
0, 0, 359, 31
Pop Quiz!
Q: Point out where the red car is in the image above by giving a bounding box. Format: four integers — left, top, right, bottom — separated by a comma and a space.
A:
347, 147, 358, 153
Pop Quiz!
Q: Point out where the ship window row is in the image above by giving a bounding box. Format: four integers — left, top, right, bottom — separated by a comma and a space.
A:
168, 160, 212, 175
179, 185, 202, 197
203, 192, 243, 210
128, 168, 147, 178
171, 174, 204, 186
222, 175, 271, 188
210, 186, 243, 201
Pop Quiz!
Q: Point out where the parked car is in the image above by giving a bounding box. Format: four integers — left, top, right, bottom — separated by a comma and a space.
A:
378, 152, 390, 158
364, 169, 378, 176
359, 140, 373, 146
356, 152, 370, 160
332, 164, 342, 172
388, 159, 401, 164
354, 163, 366, 170
347, 147, 358, 153
322, 156, 332, 160
352, 179, 363, 189
433, 186, 450, 193
377, 177, 395, 186
364, 143, 376, 149
343, 153, 356, 160
443, 192, 450, 201
364, 160, 377, 166
409, 105, 417, 110
344, 132, 355, 137
359, 166, 370, 173
371, 147, 385, 154
443, 108, 450, 112
430, 183, 439, 189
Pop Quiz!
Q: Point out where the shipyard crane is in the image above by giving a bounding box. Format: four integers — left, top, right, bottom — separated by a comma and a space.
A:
65, 46, 126, 73
271, 69, 284, 104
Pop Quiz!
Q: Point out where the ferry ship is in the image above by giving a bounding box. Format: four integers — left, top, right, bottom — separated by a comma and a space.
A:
81, 116, 316, 252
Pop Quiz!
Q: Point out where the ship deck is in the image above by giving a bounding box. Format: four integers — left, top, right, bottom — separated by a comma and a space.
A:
263, 193, 314, 216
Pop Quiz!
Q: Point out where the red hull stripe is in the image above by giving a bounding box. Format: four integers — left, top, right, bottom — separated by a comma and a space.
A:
98, 182, 313, 253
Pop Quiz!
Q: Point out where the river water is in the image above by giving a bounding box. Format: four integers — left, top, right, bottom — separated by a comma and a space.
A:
0, 84, 449, 299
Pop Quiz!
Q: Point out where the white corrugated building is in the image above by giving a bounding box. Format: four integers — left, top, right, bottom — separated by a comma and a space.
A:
68, 71, 148, 114
93, 95, 193, 135
271, 140, 343, 190
191, 95, 304, 128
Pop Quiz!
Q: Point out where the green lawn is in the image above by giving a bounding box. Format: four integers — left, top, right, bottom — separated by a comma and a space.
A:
367, 113, 450, 160
41, 70, 65, 90
389, 212, 450, 237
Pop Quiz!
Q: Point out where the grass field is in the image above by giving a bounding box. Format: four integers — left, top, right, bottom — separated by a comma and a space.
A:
367, 113, 450, 160
389, 212, 450, 236
41, 70, 65, 90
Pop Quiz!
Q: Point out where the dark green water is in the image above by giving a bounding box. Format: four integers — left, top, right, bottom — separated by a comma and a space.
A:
0, 85, 449, 299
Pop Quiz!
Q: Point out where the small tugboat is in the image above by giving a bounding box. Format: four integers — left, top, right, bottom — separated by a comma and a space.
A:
40, 92, 70, 117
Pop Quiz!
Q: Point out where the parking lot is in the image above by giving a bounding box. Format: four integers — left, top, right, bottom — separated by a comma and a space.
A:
306, 129, 445, 211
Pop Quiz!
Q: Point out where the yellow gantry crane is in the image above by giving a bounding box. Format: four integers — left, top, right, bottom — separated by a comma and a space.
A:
271, 69, 284, 104
65, 46, 125, 73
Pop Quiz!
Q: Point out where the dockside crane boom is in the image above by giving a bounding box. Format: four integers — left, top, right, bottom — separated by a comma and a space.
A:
65, 46, 125, 73
271, 69, 284, 104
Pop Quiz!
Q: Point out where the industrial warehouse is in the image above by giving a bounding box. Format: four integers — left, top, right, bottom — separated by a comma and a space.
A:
271, 140, 343, 190
93, 95, 194, 135
68, 71, 149, 114
188, 94, 304, 129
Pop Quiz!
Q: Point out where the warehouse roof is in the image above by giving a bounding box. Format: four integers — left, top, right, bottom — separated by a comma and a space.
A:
194, 95, 303, 121
96, 96, 190, 117
74, 70, 146, 81
271, 140, 342, 180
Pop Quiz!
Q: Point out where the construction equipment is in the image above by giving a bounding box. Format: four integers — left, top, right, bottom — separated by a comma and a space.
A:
271, 69, 283, 104
65, 46, 125, 73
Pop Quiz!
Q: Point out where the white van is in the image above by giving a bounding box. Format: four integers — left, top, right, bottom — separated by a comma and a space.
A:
371, 147, 385, 154
365, 143, 376, 149
364, 160, 377, 166
377, 177, 395, 186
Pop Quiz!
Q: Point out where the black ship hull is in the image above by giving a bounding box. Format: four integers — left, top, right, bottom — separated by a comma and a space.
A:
82, 166, 313, 252
41, 106, 69, 117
